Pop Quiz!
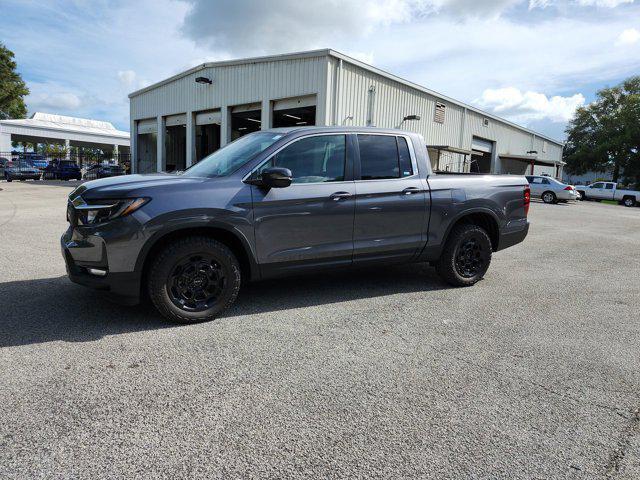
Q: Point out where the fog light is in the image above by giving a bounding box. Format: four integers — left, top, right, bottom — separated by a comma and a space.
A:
87, 268, 107, 277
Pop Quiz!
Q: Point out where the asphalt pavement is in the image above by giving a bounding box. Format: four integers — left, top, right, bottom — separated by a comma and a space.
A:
0, 180, 638, 479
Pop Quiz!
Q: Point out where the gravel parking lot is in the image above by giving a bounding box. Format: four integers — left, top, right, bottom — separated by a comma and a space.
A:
0, 180, 638, 479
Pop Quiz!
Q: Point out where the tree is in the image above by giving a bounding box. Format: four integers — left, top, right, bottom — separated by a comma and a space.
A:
0, 43, 29, 120
564, 76, 640, 186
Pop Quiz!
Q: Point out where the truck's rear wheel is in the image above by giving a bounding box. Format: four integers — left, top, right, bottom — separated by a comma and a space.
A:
436, 224, 492, 287
623, 196, 636, 207
148, 236, 241, 324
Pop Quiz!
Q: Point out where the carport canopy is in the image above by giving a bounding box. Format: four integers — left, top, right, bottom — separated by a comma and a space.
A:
0, 112, 130, 154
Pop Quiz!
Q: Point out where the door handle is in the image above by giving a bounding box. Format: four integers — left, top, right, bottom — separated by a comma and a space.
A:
402, 187, 421, 195
330, 191, 352, 201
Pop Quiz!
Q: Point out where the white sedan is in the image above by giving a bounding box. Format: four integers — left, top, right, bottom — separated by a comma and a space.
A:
525, 175, 578, 204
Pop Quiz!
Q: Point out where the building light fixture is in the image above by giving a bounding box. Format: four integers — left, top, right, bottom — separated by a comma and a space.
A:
295, 121, 307, 125
246, 118, 261, 123
403, 115, 421, 121
284, 114, 302, 120
195, 76, 212, 85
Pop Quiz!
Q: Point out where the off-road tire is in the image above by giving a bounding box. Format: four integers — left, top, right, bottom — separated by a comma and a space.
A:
148, 236, 241, 324
436, 224, 492, 287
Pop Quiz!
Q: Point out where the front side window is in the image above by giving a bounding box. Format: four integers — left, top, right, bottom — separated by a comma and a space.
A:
592, 182, 604, 189
184, 132, 283, 178
358, 134, 413, 180
259, 134, 346, 184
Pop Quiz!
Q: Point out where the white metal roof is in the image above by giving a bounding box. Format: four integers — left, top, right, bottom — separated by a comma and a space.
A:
127, 48, 563, 146
0, 112, 129, 139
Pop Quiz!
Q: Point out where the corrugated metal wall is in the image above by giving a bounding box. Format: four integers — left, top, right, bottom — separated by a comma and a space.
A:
329, 57, 563, 173
130, 56, 328, 122
130, 52, 563, 175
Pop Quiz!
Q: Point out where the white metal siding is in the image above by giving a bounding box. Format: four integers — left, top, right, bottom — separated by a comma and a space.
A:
130, 57, 328, 122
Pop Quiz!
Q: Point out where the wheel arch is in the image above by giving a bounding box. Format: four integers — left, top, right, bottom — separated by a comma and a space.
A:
137, 225, 259, 296
441, 209, 500, 253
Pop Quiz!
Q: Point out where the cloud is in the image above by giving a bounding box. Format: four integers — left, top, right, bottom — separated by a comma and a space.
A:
616, 27, 640, 45
575, 0, 634, 7
475, 87, 585, 123
26, 83, 83, 112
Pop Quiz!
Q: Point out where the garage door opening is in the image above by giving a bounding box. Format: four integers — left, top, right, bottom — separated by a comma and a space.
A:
231, 105, 261, 140
273, 106, 316, 128
195, 110, 222, 162
165, 125, 186, 172
470, 137, 493, 174
137, 119, 157, 173
272, 95, 316, 128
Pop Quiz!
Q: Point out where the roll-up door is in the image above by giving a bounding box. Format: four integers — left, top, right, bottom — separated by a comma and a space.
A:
273, 95, 316, 111
471, 137, 493, 153
137, 118, 157, 135
195, 111, 222, 125
165, 114, 186, 127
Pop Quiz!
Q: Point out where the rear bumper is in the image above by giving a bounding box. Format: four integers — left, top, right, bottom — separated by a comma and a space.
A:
61, 230, 141, 305
496, 221, 529, 251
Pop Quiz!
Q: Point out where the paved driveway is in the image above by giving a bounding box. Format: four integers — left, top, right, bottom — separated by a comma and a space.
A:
0, 181, 639, 479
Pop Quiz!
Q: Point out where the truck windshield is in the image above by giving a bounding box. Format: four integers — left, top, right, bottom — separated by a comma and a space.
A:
182, 132, 283, 178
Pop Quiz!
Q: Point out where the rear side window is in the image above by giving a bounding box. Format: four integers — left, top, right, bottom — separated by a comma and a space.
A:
358, 134, 413, 180
605, 183, 614, 189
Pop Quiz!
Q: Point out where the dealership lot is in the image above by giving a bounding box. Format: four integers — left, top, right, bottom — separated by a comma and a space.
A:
0, 181, 638, 479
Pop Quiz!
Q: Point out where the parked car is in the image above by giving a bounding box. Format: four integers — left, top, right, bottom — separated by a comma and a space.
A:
525, 175, 578, 204
0, 157, 9, 176
4, 161, 41, 182
20, 154, 48, 171
83, 163, 125, 180
44, 159, 82, 180
62, 127, 531, 324
575, 182, 640, 207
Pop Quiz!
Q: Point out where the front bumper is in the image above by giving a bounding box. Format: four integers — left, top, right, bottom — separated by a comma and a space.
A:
61, 228, 141, 305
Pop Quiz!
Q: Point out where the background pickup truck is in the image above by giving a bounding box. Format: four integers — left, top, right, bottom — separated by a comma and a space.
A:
575, 181, 640, 207
61, 127, 531, 323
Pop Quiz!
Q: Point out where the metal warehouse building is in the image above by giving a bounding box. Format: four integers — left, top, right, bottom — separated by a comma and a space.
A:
129, 49, 564, 176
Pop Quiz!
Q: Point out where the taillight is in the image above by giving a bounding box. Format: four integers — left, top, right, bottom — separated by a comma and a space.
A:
564, 186, 573, 191
524, 186, 531, 216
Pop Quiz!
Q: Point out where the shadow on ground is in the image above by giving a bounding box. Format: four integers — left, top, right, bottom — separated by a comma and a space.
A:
0, 263, 449, 348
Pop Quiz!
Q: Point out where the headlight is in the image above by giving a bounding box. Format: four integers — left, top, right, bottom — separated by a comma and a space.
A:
75, 198, 150, 225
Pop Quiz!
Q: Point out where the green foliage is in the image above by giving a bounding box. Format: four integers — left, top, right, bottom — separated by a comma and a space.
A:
0, 43, 29, 120
564, 76, 640, 184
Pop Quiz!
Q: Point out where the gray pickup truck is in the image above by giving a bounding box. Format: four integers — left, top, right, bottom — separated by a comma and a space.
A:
62, 127, 530, 323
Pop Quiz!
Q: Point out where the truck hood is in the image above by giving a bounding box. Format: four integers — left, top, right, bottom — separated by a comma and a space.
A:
72, 173, 209, 200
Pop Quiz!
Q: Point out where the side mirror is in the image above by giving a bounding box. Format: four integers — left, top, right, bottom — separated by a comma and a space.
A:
261, 167, 292, 188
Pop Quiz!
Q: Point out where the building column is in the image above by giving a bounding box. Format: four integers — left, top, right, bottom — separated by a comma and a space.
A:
186, 111, 195, 168
130, 119, 137, 174
65, 139, 71, 161
261, 99, 271, 130
220, 106, 230, 147
0, 132, 12, 153
156, 115, 165, 172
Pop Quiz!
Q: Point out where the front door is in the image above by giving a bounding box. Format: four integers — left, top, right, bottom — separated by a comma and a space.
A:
589, 182, 607, 199
251, 134, 355, 277
353, 134, 428, 263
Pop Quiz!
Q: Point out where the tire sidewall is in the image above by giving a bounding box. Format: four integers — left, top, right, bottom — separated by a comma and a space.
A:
437, 224, 492, 287
542, 191, 556, 204
149, 238, 241, 323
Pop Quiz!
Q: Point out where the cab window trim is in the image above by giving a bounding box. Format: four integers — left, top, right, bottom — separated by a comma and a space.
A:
353, 133, 419, 182
243, 132, 353, 185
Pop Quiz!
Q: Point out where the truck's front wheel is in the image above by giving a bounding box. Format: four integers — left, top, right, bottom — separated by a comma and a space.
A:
436, 224, 492, 287
148, 236, 241, 324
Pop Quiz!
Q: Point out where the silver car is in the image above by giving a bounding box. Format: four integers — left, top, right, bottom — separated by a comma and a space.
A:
525, 175, 578, 204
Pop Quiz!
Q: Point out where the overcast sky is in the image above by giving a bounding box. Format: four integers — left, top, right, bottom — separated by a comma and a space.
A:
2, 0, 640, 140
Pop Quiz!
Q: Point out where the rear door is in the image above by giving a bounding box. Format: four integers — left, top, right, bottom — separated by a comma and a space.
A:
604, 182, 615, 200
250, 133, 356, 277
353, 134, 427, 263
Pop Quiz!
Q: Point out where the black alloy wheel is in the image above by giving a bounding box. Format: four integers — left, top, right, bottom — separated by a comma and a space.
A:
168, 254, 226, 312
